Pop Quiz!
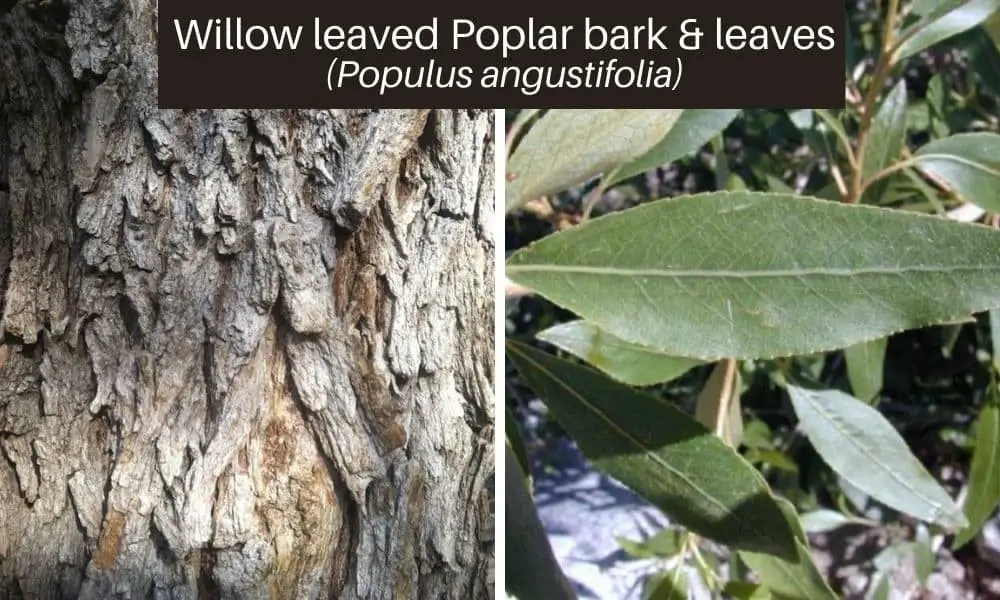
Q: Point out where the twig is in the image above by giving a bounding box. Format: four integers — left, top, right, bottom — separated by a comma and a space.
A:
847, 0, 901, 204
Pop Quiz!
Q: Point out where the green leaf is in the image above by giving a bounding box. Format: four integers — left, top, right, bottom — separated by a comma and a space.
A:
787, 385, 968, 530
895, 0, 1000, 62
903, 166, 948, 216
952, 388, 1000, 549
506, 341, 798, 559
508, 109, 543, 151
954, 27, 1000, 96
913, 528, 936, 585
504, 444, 577, 600
645, 528, 684, 557
925, 74, 952, 138
910, 132, 1000, 211
799, 509, 852, 534
742, 420, 775, 450
711, 134, 732, 191
738, 497, 838, 600
725, 173, 749, 191
766, 175, 795, 194
646, 564, 689, 600
506, 191, 1000, 361
813, 109, 853, 159
906, 101, 931, 132
723, 581, 774, 600
861, 81, 908, 204
844, 337, 889, 403
618, 528, 683, 559
868, 572, 890, 600
506, 109, 683, 212
986, 6, 1000, 41
991, 309, 1000, 371
603, 110, 741, 187
506, 405, 532, 478
751, 449, 800, 473
537, 320, 703, 386
911, 0, 951, 17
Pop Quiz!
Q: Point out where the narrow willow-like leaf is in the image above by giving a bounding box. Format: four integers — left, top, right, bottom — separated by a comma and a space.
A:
647, 565, 689, 600
506, 405, 532, 478
749, 449, 799, 473
723, 582, 773, 600
909, 525, 935, 585
539, 320, 703, 386
604, 110, 740, 188
506, 341, 798, 559
787, 385, 968, 530
505, 444, 577, 600
766, 175, 795, 194
991, 309, 1000, 371
869, 572, 891, 600
986, 6, 1000, 42
738, 497, 837, 600
844, 337, 888, 403
506, 191, 1000, 361
799, 509, 852, 534
956, 26, 1000, 96
953, 389, 1000, 549
617, 528, 682, 559
861, 82, 908, 204
813, 109, 852, 158
895, 0, 1000, 62
911, 132, 1000, 211
505, 109, 683, 212
911, 0, 951, 15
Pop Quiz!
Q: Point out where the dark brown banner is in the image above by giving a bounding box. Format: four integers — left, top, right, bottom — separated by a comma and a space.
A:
157, 1, 846, 108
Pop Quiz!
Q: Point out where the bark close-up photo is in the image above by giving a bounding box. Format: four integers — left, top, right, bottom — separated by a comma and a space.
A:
0, 2, 495, 598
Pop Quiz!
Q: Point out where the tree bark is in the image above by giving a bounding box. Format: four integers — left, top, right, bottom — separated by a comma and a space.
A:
0, 2, 495, 599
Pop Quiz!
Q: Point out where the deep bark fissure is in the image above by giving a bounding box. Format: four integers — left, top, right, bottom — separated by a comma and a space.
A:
1, 1, 494, 598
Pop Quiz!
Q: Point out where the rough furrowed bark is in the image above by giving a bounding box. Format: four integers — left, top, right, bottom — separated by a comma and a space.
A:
0, 2, 495, 599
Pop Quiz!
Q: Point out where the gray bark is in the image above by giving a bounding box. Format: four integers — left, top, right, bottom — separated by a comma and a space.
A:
0, 2, 495, 599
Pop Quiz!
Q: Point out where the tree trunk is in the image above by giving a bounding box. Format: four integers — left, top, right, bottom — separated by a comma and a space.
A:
0, 3, 495, 599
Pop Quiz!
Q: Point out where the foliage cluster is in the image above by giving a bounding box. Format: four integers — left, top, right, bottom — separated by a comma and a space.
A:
505, 2, 1000, 598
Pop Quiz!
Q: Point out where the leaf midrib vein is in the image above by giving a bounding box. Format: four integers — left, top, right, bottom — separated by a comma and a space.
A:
507, 264, 1000, 278
509, 344, 780, 548
914, 152, 1000, 179
797, 389, 948, 521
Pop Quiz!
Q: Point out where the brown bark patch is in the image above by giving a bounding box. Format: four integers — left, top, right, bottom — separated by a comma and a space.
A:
263, 419, 294, 474
92, 509, 125, 570
331, 246, 358, 317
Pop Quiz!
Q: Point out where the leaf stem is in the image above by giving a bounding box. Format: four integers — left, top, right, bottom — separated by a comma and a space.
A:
858, 156, 919, 196
848, 0, 902, 204
688, 535, 724, 591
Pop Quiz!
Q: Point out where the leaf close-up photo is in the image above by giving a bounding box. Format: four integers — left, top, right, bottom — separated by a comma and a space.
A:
504, 2, 1000, 599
